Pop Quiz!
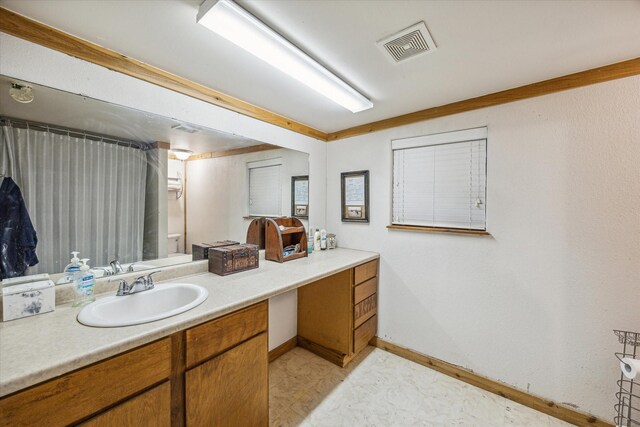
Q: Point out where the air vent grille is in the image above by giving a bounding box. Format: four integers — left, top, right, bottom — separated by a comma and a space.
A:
171, 124, 198, 134
377, 22, 437, 63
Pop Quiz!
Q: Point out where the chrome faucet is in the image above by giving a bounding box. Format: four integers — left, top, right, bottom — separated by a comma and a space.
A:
115, 271, 160, 296
109, 260, 124, 275
93, 267, 113, 277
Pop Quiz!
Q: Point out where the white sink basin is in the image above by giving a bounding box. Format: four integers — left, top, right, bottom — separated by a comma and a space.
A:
77, 283, 208, 327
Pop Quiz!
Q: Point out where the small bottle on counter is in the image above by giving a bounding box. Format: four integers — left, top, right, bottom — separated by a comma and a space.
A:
313, 228, 321, 251
307, 226, 313, 254
73, 258, 96, 307
320, 229, 327, 250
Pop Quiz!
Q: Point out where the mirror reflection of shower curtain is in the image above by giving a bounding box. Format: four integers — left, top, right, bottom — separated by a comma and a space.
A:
0, 122, 147, 274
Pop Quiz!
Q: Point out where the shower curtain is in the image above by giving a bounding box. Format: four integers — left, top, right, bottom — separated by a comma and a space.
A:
0, 121, 147, 274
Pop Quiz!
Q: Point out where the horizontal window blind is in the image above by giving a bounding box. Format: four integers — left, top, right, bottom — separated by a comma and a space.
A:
392, 129, 487, 230
248, 163, 282, 216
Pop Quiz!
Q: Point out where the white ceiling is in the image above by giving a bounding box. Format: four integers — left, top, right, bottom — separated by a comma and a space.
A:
0, 75, 266, 154
2, 0, 640, 133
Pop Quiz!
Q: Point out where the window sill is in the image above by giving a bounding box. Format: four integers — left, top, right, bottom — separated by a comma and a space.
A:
387, 224, 491, 236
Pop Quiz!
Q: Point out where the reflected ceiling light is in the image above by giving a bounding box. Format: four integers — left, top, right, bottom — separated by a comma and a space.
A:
197, 0, 373, 113
170, 148, 194, 161
9, 83, 34, 104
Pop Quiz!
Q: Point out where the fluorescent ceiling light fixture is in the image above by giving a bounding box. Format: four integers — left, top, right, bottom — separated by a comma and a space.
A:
170, 149, 193, 161
197, 0, 373, 113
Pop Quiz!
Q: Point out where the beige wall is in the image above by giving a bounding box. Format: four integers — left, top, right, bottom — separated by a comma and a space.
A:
326, 75, 640, 419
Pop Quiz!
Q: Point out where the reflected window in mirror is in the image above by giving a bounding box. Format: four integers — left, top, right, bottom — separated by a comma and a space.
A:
291, 176, 309, 219
248, 158, 282, 217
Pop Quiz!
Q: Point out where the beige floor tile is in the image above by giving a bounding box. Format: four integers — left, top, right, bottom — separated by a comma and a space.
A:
504, 400, 550, 426
271, 407, 307, 427
458, 385, 508, 426
269, 346, 571, 427
548, 416, 575, 427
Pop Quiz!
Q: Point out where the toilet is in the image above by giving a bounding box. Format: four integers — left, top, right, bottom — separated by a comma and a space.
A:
167, 233, 182, 255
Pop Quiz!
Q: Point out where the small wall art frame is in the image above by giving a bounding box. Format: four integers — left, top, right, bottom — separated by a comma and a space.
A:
341, 170, 369, 223
291, 175, 309, 219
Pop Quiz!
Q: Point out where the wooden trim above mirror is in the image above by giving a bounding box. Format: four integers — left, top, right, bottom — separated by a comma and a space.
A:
167, 144, 279, 161
0, 7, 328, 142
152, 141, 171, 150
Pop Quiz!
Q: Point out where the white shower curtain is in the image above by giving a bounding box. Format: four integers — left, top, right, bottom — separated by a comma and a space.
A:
0, 122, 147, 274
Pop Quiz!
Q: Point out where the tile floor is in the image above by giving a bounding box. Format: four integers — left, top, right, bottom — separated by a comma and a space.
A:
269, 346, 574, 426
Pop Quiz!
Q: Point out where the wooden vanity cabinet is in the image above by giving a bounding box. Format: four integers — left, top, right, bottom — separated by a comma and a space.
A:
0, 301, 269, 427
298, 258, 379, 367
0, 258, 376, 425
0, 338, 172, 427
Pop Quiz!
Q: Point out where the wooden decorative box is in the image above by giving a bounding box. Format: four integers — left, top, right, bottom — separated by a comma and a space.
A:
208, 244, 259, 276
192, 240, 239, 260
265, 217, 308, 263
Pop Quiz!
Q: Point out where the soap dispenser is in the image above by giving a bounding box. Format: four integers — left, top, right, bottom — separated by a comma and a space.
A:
63, 251, 81, 283
73, 258, 96, 307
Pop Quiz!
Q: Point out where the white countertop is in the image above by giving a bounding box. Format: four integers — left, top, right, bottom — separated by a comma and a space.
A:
0, 248, 378, 397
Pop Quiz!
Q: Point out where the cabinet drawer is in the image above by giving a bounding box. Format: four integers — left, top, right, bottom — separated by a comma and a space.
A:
354, 259, 378, 285
0, 338, 172, 427
353, 315, 377, 354
81, 382, 171, 427
186, 301, 268, 368
353, 294, 377, 329
354, 277, 377, 304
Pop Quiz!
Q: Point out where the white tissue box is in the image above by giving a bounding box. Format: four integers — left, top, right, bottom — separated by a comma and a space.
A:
2, 279, 55, 321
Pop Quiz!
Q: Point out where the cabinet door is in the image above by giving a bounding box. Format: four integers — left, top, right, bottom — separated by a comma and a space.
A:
185, 333, 268, 427
81, 382, 171, 427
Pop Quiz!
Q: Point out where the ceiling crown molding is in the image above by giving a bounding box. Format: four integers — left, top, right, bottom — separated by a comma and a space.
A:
2, 7, 639, 144
326, 56, 640, 141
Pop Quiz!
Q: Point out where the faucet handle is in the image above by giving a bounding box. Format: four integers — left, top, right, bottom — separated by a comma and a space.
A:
136, 271, 160, 287
111, 279, 130, 296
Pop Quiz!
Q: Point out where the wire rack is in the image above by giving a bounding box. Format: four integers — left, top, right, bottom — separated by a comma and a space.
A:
614, 330, 639, 427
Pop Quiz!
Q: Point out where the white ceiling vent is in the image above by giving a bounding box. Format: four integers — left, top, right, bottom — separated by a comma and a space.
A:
377, 22, 437, 63
171, 123, 198, 134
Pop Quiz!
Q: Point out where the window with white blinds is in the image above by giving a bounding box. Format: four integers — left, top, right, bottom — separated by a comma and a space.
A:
392, 127, 487, 230
248, 158, 282, 217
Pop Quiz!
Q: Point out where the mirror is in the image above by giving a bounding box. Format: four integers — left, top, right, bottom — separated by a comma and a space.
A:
0, 75, 309, 283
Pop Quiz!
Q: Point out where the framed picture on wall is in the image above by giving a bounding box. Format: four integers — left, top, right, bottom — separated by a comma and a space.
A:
291, 175, 309, 219
341, 170, 369, 223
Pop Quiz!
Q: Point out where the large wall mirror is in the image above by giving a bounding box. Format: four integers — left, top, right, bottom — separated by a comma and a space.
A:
0, 75, 309, 283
